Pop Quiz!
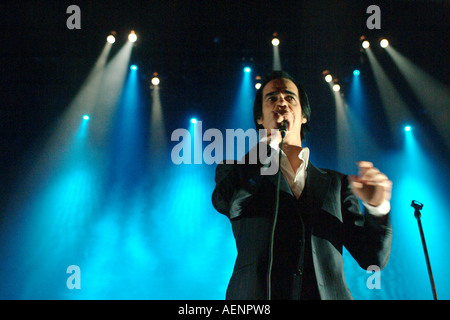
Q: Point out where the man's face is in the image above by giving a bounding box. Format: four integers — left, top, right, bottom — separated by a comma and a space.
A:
257, 78, 307, 143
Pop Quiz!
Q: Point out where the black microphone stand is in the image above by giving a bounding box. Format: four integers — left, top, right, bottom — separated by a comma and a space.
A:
267, 122, 288, 300
411, 200, 438, 300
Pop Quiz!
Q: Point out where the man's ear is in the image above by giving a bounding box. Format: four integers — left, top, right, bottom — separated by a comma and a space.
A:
301, 115, 307, 124
256, 117, 264, 125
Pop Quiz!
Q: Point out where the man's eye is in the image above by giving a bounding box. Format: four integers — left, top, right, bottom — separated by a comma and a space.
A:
286, 96, 295, 101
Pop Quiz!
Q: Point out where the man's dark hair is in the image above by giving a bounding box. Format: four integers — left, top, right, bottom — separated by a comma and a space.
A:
253, 71, 311, 141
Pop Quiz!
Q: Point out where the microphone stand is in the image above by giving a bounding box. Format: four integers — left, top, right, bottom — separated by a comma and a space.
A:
267, 122, 288, 300
411, 200, 438, 300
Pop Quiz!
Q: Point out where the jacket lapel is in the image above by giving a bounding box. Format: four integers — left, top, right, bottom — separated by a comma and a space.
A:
258, 144, 294, 197
265, 169, 294, 197
263, 159, 331, 204
305, 163, 331, 210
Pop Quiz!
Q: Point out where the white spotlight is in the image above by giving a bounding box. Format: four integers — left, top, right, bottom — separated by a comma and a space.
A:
362, 40, 370, 49
107, 35, 116, 44
151, 77, 160, 86
332, 84, 341, 92
255, 83, 262, 90
380, 39, 389, 48
325, 74, 333, 83
272, 38, 280, 46
128, 31, 137, 43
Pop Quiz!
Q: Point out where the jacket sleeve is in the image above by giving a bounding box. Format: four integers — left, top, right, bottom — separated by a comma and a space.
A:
212, 161, 260, 219
341, 175, 393, 270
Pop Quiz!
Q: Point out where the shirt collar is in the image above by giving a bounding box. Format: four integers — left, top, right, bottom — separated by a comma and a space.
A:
258, 143, 310, 169
280, 147, 310, 168
299, 147, 310, 169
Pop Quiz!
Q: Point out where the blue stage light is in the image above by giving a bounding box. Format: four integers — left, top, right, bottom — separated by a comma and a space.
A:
244, 67, 251, 73
404, 125, 411, 132
83, 115, 90, 121
130, 65, 138, 71
353, 69, 360, 76
191, 118, 197, 124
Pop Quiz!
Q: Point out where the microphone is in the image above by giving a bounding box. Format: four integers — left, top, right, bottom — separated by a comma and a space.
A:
279, 120, 288, 138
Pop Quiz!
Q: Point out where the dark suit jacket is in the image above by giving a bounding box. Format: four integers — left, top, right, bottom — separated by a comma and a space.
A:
212, 151, 392, 300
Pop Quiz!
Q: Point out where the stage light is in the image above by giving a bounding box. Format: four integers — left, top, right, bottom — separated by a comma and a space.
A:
353, 69, 360, 76
359, 35, 370, 49
271, 33, 282, 71
151, 77, 160, 86
191, 118, 197, 124
323, 70, 333, 83
380, 39, 389, 48
83, 115, 90, 121
255, 75, 262, 90
244, 67, 251, 73
332, 84, 341, 92
128, 30, 137, 43
404, 125, 411, 132
272, 38, 280, 46
130, 65, 138, 71
107, 35, 116, 44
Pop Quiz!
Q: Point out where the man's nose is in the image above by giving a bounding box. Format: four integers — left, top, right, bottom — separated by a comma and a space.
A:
278, 94, 289, 104
275, 99, 288, 112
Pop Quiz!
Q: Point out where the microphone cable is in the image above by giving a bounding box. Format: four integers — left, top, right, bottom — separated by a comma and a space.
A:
267, 120, 288, 300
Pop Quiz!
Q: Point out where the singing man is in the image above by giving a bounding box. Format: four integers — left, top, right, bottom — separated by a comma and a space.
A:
212, 71, 393, 300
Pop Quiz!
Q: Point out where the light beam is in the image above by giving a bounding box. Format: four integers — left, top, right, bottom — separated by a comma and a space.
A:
365, 46, 413, 145
384, 46, 450, 150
